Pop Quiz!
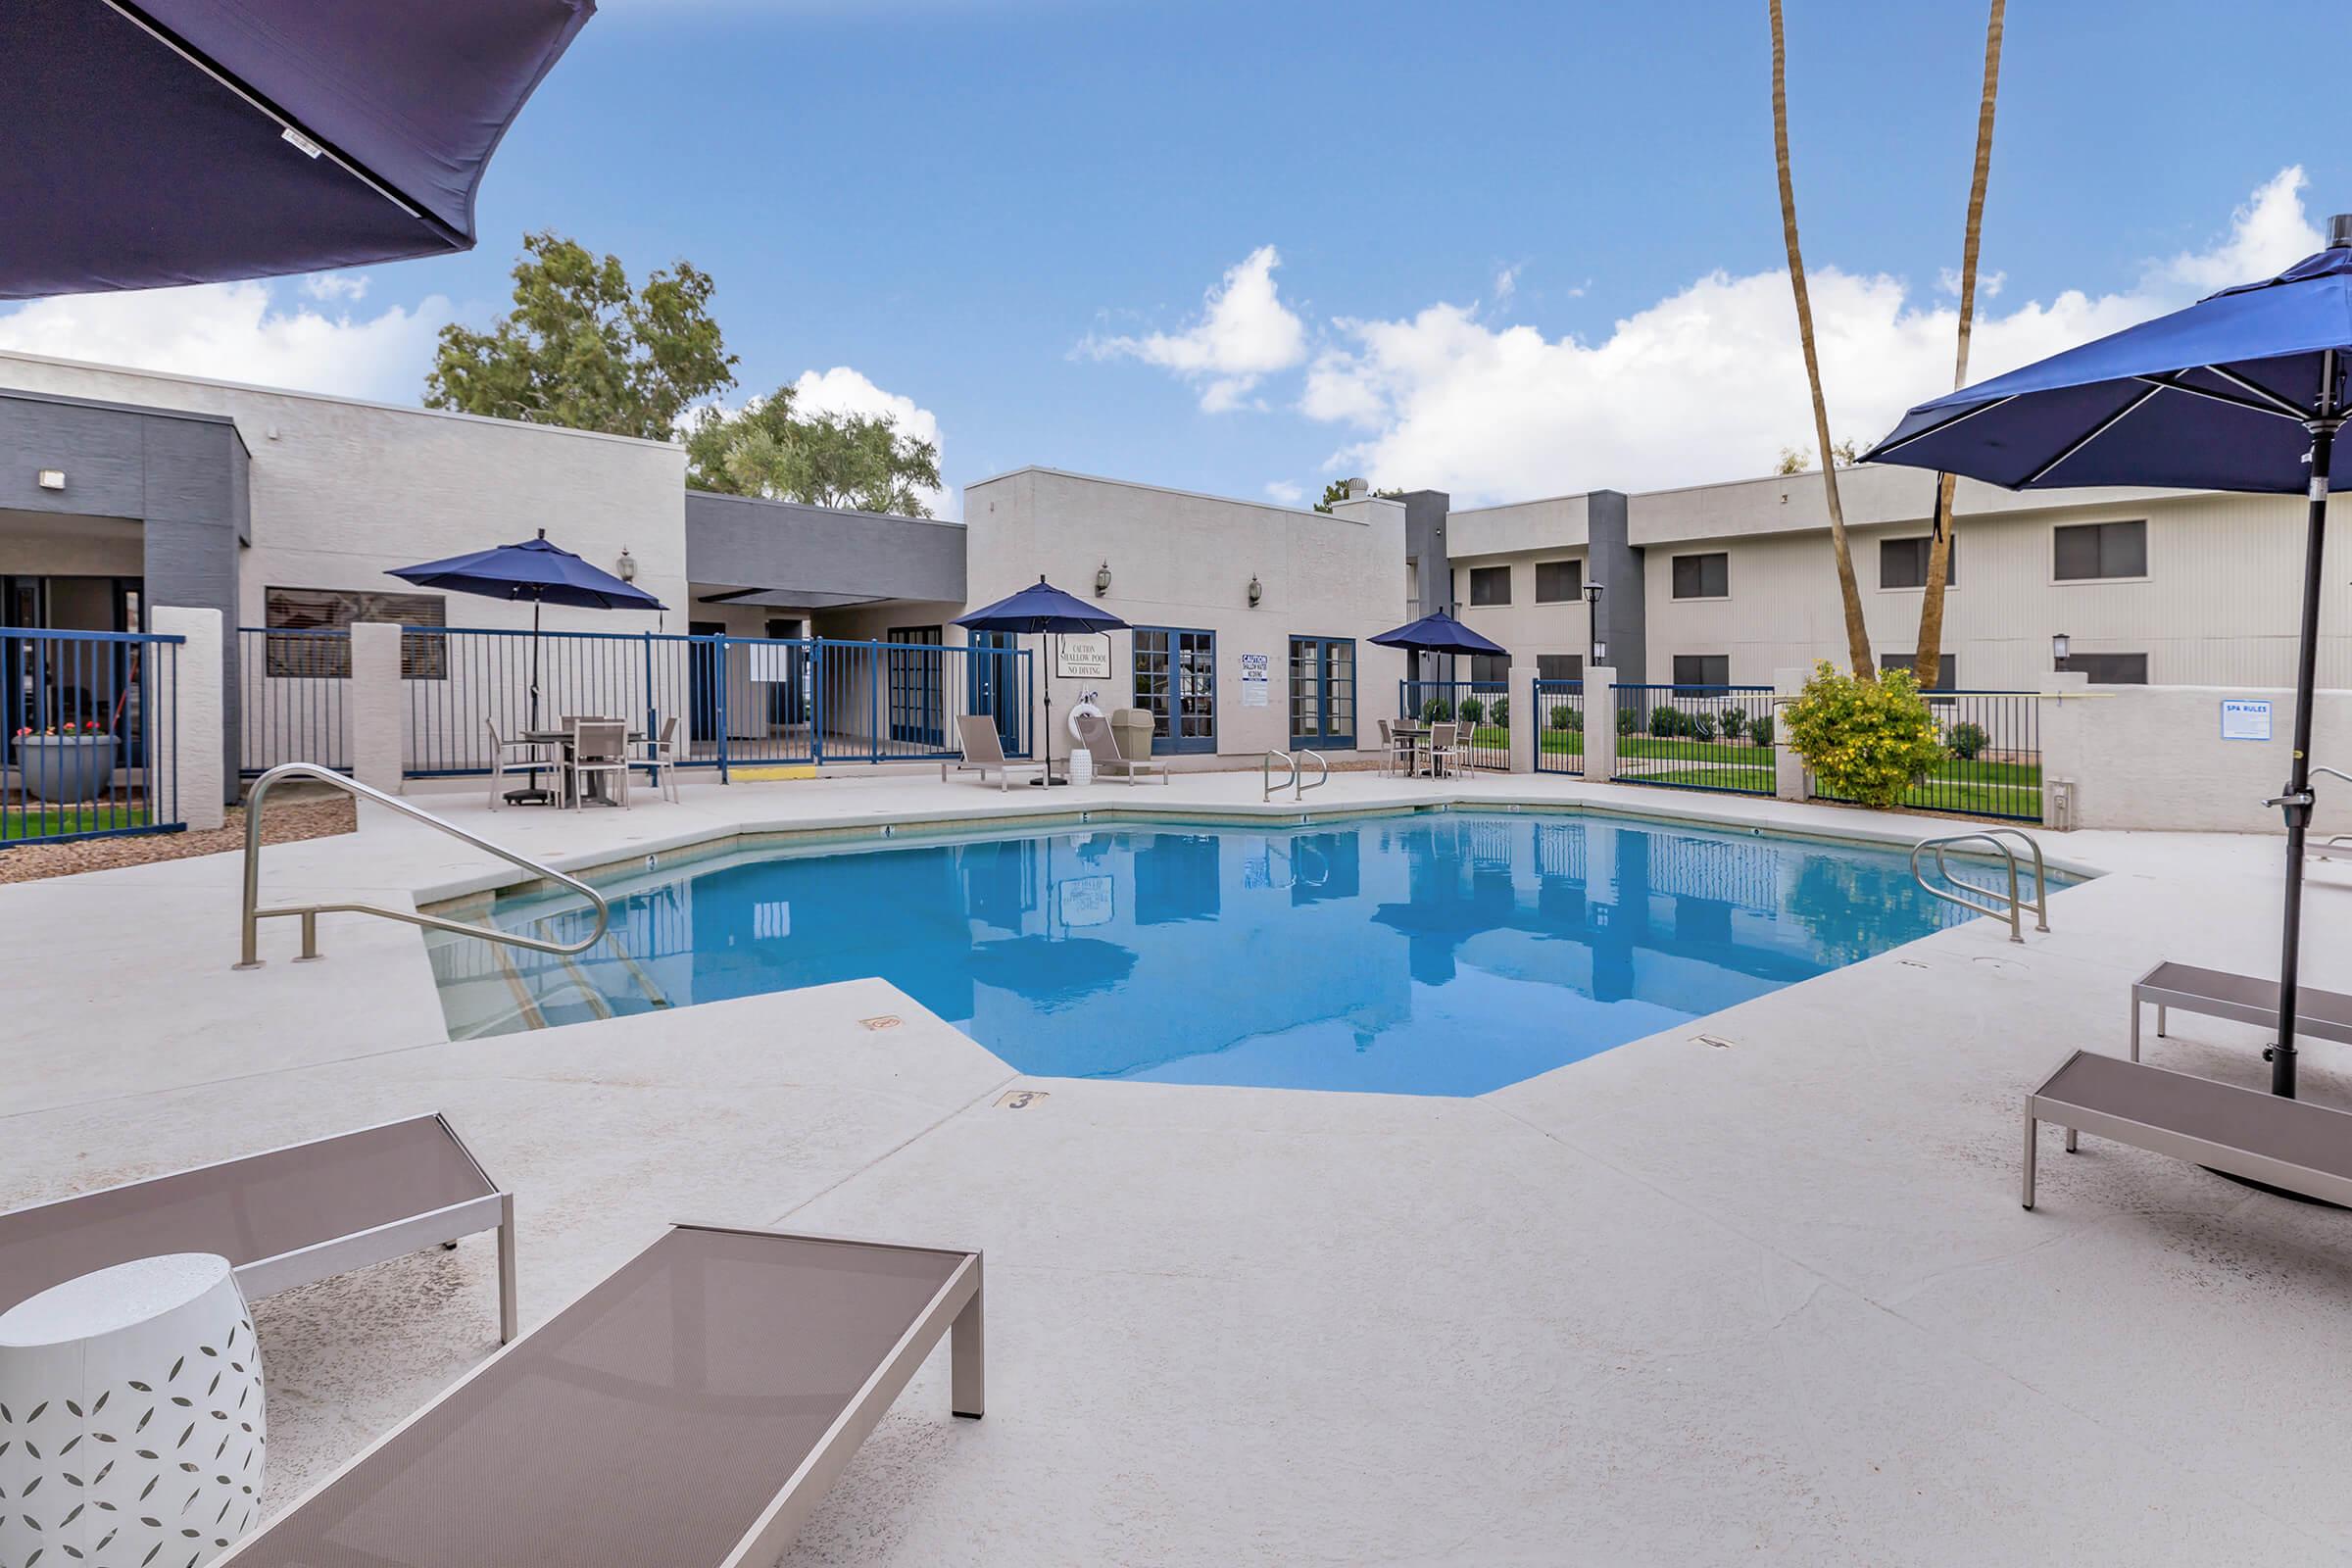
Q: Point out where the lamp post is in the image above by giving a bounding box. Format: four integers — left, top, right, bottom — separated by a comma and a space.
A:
2051, 631, 2071, 670
1584, 580, 1605, 673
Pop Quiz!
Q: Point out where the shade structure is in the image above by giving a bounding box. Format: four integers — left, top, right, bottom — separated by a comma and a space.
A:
391, 530, 663, 764
1863, 213, 2352, 1097
956, 577, 1129, 783
2, 0, 594, 299
1370, 609, 1509, 658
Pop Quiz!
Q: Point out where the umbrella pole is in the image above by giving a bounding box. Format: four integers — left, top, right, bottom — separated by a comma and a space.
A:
529, 595, 543, 733
2273, 416, 2338, 1098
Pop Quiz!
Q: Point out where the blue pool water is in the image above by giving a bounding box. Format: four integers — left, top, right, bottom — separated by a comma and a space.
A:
432, 810, 2038, 1096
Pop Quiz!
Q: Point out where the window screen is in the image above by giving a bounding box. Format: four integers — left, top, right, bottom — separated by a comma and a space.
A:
1535, 560, 1583, 603
2057, 651, 2148, 684
2052, 520, 2146, 580
1672, 654, 1730, 690
1880, 536, 1957, 589
265, 587, 446, 678
1671, 553, 1729, 599
1468, 565, 1511, 607
1537, 654, 1584, 683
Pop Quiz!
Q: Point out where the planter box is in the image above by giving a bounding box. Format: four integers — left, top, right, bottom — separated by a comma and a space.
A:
18, 733, 117, 804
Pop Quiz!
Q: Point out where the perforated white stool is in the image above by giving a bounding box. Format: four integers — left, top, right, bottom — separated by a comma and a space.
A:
0, 1252, 266, 1568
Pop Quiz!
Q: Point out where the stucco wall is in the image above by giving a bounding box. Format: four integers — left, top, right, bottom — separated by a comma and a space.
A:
2043, 684, 2352, 835
963, 468, 1408, 763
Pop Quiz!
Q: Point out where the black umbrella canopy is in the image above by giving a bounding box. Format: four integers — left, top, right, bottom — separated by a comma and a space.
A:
3, 0, 594, 298
1865, 214, 2352, 1097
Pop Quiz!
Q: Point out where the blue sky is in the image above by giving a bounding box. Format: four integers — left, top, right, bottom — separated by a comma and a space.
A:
3, 0, 2343, 513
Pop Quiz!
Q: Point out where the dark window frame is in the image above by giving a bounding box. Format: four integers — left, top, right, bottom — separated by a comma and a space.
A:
2052, 519, 2148, 581
1534, 559, 1584, 605
1879, 535, 1957, 590
1672, 654, 1732, 692
1132, 625, 1217, 754
1287, 634, 1357, 748
263, 585, 447, 679
1468, 564, 1512, 607
1879, 652, 1958, 690
1670, 552, 1731, 600
1536, 653, 1584, 684
2057, 651, 2149, 684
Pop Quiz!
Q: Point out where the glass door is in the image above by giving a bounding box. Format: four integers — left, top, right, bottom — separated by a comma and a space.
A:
1133, 627, 1216, 754
1288, 636, 1356, 748
887, 625, 945, 746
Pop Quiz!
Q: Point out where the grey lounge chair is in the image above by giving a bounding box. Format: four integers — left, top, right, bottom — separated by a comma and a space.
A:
1077, 711, 1169, 785
944, 712, 1050, 790
2129, 960, 2352, 1061
2025, 1049, 2352, 1209
0, 1114, 517, 1342
215, 1223, 982, 1568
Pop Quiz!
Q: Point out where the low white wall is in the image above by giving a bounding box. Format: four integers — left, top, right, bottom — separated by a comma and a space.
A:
2043, 684, 2352, 835
152, 607, 224, 831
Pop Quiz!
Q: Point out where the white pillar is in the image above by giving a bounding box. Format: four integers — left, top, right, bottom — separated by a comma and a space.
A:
349, 621, 406, 796
1507, 662, 1537, 773
2036, 671, 2090, 828
152, 606, 225, 831
1586, 666, 1618, 783
1773, 666, 1809, 803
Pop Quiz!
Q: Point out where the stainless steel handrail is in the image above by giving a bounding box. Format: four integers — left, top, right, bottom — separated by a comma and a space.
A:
1908, 828, 2049, 944
1262, 748, 1298, 802
1297, 749, 1329, 798
235, 761, 611, 970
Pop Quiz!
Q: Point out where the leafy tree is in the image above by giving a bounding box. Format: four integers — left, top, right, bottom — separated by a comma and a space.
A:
1312, 479, 1405, 514
684, 385, 943, 516
424, 231, 737, 441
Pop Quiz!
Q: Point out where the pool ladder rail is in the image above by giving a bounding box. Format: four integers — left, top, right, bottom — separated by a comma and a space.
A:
234, 761, 610, 970
1262, 747, 1330, 803
1909, 828, 2050, 945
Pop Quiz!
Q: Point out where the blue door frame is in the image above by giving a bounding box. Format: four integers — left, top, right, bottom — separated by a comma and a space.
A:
1288, 635, 1357, 748
1133, 626, 1216, 754
965, 630, 1023, 752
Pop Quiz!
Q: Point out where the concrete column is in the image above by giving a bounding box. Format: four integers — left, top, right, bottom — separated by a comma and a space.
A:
350, 621, 406, 795
151, 606, 225, 832
1772, 667, 1808, 803
1507, 662, 1537, 773
1586, 666, 1618, 783
2035, 672, 2090, 829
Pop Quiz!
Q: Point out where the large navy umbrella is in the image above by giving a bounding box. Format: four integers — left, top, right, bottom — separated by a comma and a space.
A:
1370, 608, 1509, 658
392, 529, 663, 745
4, 0, 594, 298
956, 576, 1128, 784
1864, 212, 2352, 1097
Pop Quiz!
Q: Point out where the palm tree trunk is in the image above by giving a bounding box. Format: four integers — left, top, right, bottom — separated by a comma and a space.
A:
1914, 0, 2005, 690
1770, 0, 1875, 679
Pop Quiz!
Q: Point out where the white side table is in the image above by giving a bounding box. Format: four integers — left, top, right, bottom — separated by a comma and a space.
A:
0, 1253, 266, 1568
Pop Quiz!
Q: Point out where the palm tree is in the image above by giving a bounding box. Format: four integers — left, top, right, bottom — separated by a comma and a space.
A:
1770, 0, 1875, 679
1912, 0, 2006, 690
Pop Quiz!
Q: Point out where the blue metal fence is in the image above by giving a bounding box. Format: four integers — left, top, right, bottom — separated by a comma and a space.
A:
398, 628, 1032, 778
1398, 679, 1510, 771
1611, 684, 1778, 796
238, 626, 352, 777
1806, 689, 2043, 823
1531, 679, 1584, 776
3, 625, 182, 846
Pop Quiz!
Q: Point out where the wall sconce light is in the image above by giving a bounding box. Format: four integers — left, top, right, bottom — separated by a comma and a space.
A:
1593, 640, 1608, 664
1094, 561, 1112, 597
1247, 574, 1263, 608
2051, 631, 2071, 665
35, 468, 65, 491
615, 547, 638, 583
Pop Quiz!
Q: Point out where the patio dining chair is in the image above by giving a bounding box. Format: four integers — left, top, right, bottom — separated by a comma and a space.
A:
485, 721, 554, 809
1428, 722, 1466, 779
631, 714, 682, 804
566, 718, 630, 809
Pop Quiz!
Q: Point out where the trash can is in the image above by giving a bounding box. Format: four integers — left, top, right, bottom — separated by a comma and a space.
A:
1110, 709, 1154, 761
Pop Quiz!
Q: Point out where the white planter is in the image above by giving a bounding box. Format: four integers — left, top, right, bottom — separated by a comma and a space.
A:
17, 732, 116, 805
0, 1253, 266, 1568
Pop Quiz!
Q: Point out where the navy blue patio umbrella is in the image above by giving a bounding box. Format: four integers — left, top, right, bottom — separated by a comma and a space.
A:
1372, 608, 1509, 706
391, 529, 664, 748
956, 576, 1128, 784
3, 0, 594, 298
1863, 212, 2352, 1096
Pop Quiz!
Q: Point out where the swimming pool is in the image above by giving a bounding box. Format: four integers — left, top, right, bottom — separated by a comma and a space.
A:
429, 810, 2041, 1096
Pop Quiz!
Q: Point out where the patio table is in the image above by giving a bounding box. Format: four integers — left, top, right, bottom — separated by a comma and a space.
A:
515, 725, 645, 808
1390, 721, 1434, 777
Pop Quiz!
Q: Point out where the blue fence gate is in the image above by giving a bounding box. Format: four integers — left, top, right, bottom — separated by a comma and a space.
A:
1531, 679, 1584, 775
2, 625, 183, 846
1611, 684, 1778, 796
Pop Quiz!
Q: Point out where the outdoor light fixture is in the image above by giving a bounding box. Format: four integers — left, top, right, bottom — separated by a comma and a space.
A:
1247, 574, 1263, 608
35, 468, 64, 491
1585, 580, 1604, 668
2051, 631, 2072, 666
1095, 561, 1112, 597
615, 547, 637, 583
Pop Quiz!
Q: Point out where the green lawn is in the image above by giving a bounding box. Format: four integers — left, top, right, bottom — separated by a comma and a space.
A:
3, 805, 150, 840
1630, 766, 1776, 794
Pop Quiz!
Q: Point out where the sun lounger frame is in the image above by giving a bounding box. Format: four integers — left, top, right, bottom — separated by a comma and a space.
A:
2129, 959, 2352, 1062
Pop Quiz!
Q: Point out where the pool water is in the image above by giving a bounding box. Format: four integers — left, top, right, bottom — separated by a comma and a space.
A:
430, 810, 2038, 1096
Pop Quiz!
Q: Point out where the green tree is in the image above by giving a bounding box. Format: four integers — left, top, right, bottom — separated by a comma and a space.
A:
684, 386, 943, 516
1312, 479, 1404, 514
424, 231, 736, 441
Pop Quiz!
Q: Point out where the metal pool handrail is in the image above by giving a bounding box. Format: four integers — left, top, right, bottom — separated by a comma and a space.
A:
234, 761, 610, 970
1909, 828, 2049, 944
1261, 747, 1330, 803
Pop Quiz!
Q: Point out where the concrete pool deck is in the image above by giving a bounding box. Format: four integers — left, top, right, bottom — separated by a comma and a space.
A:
5, 768, 2352, 1564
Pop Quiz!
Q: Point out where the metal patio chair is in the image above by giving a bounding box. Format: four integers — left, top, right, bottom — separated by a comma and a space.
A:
630, 713, 681, 804
565, 717, 629, 808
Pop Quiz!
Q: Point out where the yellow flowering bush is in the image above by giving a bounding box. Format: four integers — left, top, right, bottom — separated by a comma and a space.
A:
1784, 662, 1945, 809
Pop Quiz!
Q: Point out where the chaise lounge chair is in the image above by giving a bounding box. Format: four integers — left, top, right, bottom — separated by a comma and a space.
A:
2128, 959, 2352, 1061
945, 712, 1050, 790
0, 1114, 517, 1341
1076, 711, 1170, 785
214, 1223, 983, 1568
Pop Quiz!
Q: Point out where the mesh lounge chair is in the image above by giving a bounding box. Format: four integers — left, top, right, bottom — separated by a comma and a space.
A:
2129, 960, 2352, 1061
944, 712, 1048, 790
1077, 711, 1169, 785
214, 1224, 982, 1568
0, 1114, 517, 1342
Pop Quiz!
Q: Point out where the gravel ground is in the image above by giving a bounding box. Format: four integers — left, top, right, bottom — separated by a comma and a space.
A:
0, 794, 356, 884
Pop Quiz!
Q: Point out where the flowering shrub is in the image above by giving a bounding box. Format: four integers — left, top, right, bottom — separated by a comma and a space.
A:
15, 719, 106, 739
1784, 662, 1944, 808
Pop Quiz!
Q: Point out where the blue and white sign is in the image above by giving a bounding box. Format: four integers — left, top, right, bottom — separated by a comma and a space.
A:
2221, 699, 2273, 741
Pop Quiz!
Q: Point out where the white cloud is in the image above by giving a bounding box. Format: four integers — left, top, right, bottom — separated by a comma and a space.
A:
1082, 244, 1307, 413
1262, 479, 1305, 506
1299, 167, 2322, 504
0, 279, 446, 404
301, 273, 371, 303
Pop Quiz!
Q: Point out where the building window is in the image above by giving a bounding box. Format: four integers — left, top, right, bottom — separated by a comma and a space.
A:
2053, 519, 2146, 580
1672, 654, 1731, 691
264, 586, 446, 678
1468, 565, 1511, 607
1288, 636, 1356, 747
1405, 559, 1420, 605
1670, 552, 1730, 599
1535, 560, 1584, 604
1469, 652, 1509, 686
1132, 626, 1215, 753
1879, 652, 1957, 689
1880, 536, 1956, 589
2057, 651, 2148, 684
1537, 653, 1584, 684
